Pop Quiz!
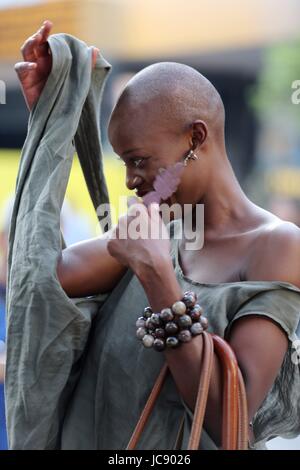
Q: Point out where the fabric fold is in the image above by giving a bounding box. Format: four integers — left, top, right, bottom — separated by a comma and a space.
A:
6, 33, 111, 449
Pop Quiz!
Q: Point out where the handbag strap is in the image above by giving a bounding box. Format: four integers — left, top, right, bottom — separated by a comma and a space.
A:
126, 363, 169, 450
237, 368, 249, 450
212, 334, 239, 449
126, 334, 213, 450
187, 332, 214, 449
127, 332, 248, 450
211, 335, 249, 450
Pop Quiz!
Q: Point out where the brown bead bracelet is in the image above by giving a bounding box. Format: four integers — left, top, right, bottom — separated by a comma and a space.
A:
136, 291, 208, 352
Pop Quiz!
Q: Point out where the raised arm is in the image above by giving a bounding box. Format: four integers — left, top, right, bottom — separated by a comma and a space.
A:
15, 22, 119, 297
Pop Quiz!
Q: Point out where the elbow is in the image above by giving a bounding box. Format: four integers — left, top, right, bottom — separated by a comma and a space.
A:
56, 252, 70, 296
56, 253, 64, 285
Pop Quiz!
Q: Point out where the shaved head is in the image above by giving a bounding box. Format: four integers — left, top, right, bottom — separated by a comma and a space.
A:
109, 62, 225, 142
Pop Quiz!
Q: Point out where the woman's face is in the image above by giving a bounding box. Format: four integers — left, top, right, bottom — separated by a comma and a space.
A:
108, 113, 205, 208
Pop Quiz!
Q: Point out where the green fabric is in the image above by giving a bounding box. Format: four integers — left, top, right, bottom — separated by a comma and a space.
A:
171, 220, 300, 450
6, 35, 300, 450
60, 222, 300, 450
6, 33, 111, 449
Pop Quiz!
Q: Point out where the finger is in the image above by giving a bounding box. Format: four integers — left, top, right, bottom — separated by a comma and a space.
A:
21, 21, 52, 61
127, 204, 139, 218
35, 41, 51, 58
35, 21, 53, 58
147, 202, 160, 218
148, 203, 168, 240
91, 47, 99, 69
109, 226, 118, 240
21, 35, 40, 61
127, 196, 140, 208
40, 20, 53, 41
127, 196, 147, 218
32, 20, 52, 43
147, 203, 162, 229
14, 61, 37, 78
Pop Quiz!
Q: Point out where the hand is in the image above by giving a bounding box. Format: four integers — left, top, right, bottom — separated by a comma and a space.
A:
15, 20, 100, 111
107, 198, 172, 276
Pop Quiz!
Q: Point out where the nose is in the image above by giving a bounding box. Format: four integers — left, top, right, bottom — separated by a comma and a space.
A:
126, 171, 143, 191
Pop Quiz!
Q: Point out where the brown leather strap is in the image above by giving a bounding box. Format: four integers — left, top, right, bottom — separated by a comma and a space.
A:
187, 332, 214, 449
174, 414, 185, 450
126, 363, 168, 450
212, 334, 239, 449
237, 368, 249, 450
127, 333, 248, 450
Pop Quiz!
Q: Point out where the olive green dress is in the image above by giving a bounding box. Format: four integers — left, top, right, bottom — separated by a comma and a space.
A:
6, 34, 300, 450
59, 219, 300, 450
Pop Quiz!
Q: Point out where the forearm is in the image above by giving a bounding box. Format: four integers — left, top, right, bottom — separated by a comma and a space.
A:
136, 258, 182, 310
136, 261, 223, 446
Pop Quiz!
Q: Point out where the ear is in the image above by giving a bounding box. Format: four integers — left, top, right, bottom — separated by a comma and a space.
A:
190, 120, 208, 149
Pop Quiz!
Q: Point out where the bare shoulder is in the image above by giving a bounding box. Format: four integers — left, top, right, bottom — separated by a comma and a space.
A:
246, 214, 300, 288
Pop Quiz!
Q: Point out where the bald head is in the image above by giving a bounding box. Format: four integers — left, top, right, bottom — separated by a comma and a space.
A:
109, 62, 225, 143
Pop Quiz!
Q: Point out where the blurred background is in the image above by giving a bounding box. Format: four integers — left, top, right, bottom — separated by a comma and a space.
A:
0, 0, 299, 450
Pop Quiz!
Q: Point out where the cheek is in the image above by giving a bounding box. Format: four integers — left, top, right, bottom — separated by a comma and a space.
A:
145, 164, 162, 185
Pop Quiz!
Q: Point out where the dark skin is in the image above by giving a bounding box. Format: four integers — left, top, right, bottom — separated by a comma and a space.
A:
17, 21, 300, 447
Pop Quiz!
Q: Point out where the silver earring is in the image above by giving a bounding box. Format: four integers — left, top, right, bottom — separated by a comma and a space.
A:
184, 149, 198, 166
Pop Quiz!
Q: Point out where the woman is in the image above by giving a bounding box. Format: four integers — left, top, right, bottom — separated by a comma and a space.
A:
13, 20, 300, 450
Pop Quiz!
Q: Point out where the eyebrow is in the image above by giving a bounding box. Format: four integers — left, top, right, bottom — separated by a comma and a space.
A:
122, 148, 143, 157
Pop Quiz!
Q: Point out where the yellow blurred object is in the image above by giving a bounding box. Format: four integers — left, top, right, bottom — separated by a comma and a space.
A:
0, 149, 133, 235
265, 168, 300, 198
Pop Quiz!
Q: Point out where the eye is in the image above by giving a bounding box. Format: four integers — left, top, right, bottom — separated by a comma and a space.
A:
133, 158, 144, 168
116, 156, 149, 168
129, 157, 149, 169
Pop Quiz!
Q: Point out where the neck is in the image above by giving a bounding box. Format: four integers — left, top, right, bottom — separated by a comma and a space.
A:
192, 155, 255, 240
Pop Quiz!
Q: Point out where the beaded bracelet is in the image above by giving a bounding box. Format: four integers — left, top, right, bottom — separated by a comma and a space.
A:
136, 291, 208, 352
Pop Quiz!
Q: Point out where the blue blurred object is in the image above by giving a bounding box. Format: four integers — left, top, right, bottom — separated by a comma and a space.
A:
0, 283, 7, 450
